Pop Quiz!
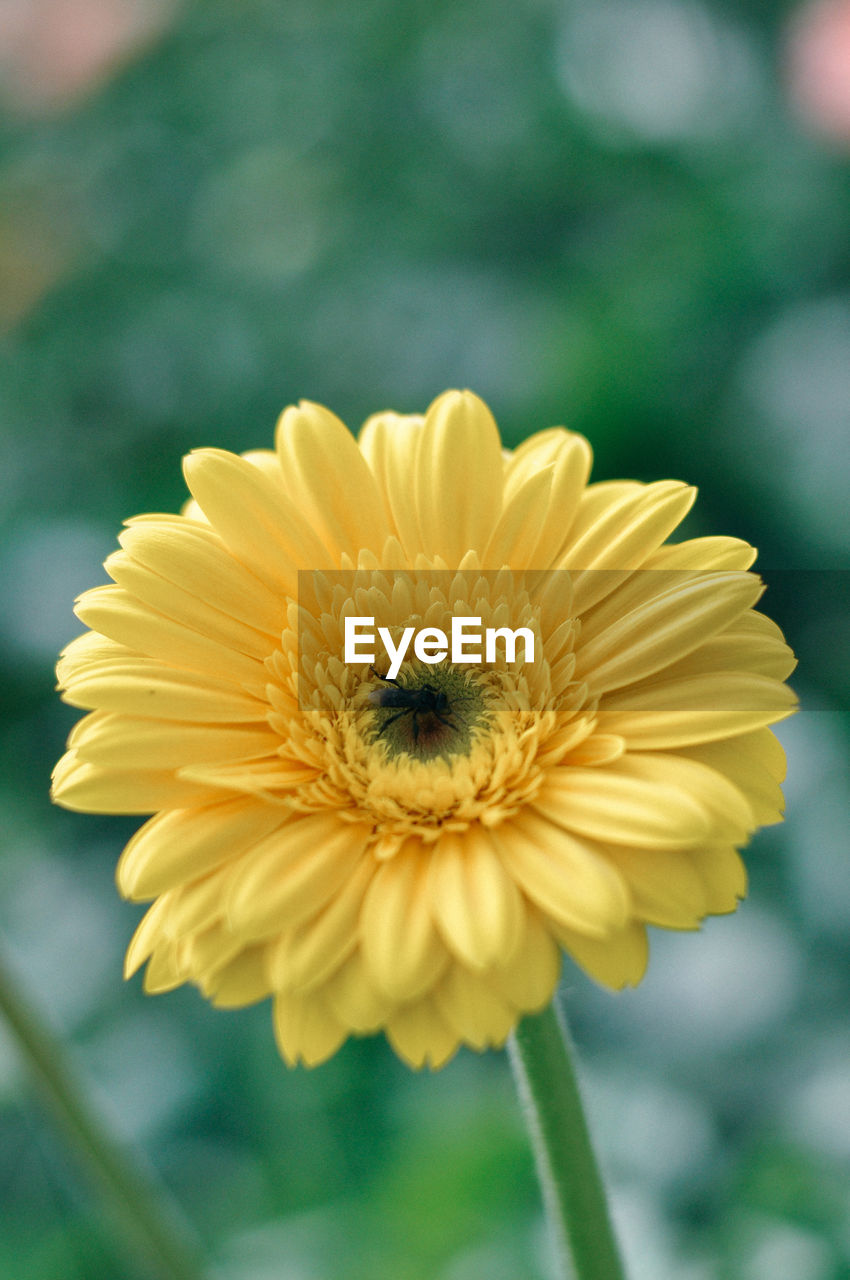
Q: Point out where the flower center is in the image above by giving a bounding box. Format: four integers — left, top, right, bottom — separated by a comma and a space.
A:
368, 663, 488, 762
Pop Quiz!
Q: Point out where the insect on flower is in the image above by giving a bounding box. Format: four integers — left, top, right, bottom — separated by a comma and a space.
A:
368, 667, 457, 742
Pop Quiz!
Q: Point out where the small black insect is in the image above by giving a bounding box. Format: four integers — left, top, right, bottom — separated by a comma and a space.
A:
368, 667, 456, 743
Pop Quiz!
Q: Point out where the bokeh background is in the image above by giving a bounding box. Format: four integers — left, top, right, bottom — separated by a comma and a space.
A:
1, 0, 849, 1277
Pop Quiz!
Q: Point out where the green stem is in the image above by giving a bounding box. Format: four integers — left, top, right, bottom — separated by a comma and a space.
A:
508, 1000, 626, 1280
0, 945, 207, 1280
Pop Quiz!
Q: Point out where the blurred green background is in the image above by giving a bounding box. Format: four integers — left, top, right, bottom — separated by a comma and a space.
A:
1, 0, 848, 1277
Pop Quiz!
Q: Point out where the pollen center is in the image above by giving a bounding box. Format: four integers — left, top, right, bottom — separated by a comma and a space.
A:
263, 561, 589, 844
369, 664, 487, 762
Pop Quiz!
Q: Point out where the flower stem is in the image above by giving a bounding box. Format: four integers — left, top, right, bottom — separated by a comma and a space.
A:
0, 945, 207, 1280
508, 1000, 626, 1280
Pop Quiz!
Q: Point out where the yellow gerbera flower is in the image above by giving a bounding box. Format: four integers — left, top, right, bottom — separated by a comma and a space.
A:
51, 391, 797, 1069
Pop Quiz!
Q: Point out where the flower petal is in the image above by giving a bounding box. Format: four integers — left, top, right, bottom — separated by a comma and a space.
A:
178, 758, 321, 798
415, 391, 504, 565
574, 572, 765, 693
598, 674, 798, 747
357, 411, 426, 559
124, 897, 169, 978
644, 536, 757, 571
487, 908, 562, 1012
62, 664, 270, 726
322, 948, 391, 1033
360, 845, 448, 1001
276, 401, 391, 558
117, 796, 285, 899
504, 427, 591, 502
428, 831, 525, 970
565, 482, 697, 612
679, 730, 787, 826
183, 448, 330, 589
268, 857, 373, 992
433, 964, 516, 1050
555, 920, 649, 989
536, 760, 713, 849
160, 862, 234, 938
618, 752, 756, 843
226, 814, 371, 939
482, 467, 554, 568
493, 811, 631, 937
142, 940, 187, 994
51, 753, 216, 814
385, 997, 459, 1069
68, 711, 279, 772
273, 989, 347, 1067
205, 945, 272, 1007
115, 520, 285, 640
684, 844, 747, 913
653, 610, 797, 684
600, 844, 708, 928
184, 921, 243, 980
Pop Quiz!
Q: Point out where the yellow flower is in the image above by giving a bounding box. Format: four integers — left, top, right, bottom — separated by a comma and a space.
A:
51, 391, 797, 1069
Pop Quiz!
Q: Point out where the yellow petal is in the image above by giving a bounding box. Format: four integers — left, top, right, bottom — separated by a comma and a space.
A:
226, 814, 370, 939
560, 733, 625, 767
653, 610, 797, 684
503, 427, 592, 503
534, 443, 597, 561
493, 811, 630, 937
565, 482, 697, 612
177, 758, 321, 799
273, 989, 347, 1067
432, 964, 516, 1051
482, 467, 554, 568
51, 752, 215, 814
184, 920, 243, 977
428, 831, 525, 970
684, 844, 748, 913
116, 519, 285, 636
357, 411, 425, 559
158, 862, 234, 938
360, 844, 448, 1001
60, 659, 269, 722
69, 711, 279, 772
204, 944, 272, 1007
679, 731, 787, 825
600, 844, 708, 928
76, 586, 270, 696
322, 948, 391, 1033
124, 897, 170, 977
488, 909, 562, 1012
183, 448, 330, 590
555, 920, 649, 989
117, 796, 284, 899
574, 572, 765, 693
535, 761, 713, 849
644, 536, 757, 572
267, 857, 373, 992
275, 401, 391, 558
57, 631, 133, 681
598, 674, 798, 747
617, 752, 756, 844
385, 997, 459, 1069
142, 941, 187, 994
414, 391, 503, 566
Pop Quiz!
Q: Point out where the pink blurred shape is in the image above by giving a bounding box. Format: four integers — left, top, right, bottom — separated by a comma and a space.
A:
0, 0, 177, 113
787, 0, 850, 142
